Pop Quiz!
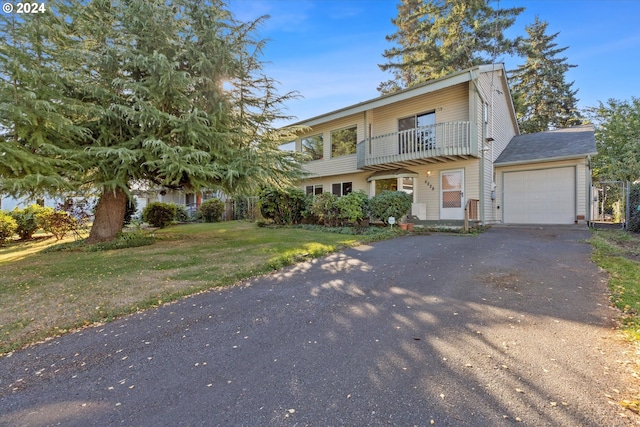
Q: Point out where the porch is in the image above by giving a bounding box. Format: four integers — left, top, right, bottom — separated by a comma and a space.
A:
357, 121, 476, 170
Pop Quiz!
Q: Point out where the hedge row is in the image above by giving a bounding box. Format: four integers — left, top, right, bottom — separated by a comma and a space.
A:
142, 198, 225, 228
258, 187, 412, 226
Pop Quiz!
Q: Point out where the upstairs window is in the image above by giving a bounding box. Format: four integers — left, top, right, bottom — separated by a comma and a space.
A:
302, 134, 323, 160
279, 141, 296, 152
331, 126, 357, 158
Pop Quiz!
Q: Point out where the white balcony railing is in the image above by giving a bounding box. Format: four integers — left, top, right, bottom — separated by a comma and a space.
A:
357, 121, 472, 169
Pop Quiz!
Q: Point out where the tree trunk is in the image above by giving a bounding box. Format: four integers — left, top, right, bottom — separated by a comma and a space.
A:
87, 187, 128, 244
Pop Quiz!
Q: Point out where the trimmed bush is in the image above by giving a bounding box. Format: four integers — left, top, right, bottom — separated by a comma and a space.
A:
198, 198, 225, 222
259, 187, 307, 225
142, 202, 177, 228
369, 191, 413, 224
10, 204, 45, 240
35, 207, 78, 240
0, 211, 18, 246
336, 190, 369, 225
309, 192, 340, 226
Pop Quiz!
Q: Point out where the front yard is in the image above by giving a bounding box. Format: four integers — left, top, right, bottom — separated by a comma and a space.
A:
0, 222, 394, 355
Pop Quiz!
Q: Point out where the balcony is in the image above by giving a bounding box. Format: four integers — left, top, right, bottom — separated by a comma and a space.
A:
357, 121, 475, 170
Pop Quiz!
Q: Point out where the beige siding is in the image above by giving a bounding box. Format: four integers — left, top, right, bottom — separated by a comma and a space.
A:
474, 70, 519, 223
300, 113, 364, 177
412, 159, 481, 220
495, 158, 591, 223
368, 83, 469, 137
299, 84, 471, 178
299, 172, 370, 196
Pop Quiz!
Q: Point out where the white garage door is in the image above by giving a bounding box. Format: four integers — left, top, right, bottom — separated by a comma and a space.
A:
503, 167, 575, 224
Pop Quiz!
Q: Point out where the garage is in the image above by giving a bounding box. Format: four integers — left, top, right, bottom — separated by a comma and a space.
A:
503, 167, 576, 224
494, 126, 597, 225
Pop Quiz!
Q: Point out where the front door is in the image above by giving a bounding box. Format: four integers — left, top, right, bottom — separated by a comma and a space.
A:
440, 169, 464, 220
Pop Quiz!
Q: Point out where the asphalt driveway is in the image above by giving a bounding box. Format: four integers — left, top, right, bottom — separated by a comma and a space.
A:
1, 227, 639, 426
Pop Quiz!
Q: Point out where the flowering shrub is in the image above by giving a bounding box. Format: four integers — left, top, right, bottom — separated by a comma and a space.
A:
0, 211, 18, 246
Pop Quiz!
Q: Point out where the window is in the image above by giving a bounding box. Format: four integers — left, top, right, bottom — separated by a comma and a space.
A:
375, 178, 397, 195
331, 182, 353, 197
302, 134, 323, 160
279, 141, 296, 152
398, 111, 436, 153
305, 185, 323, 196
331, 126, 357, 158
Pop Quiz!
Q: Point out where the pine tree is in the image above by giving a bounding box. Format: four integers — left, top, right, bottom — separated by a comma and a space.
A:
0, 0, 305, 243
378, 0, 523, 94
509, 17, 583, 134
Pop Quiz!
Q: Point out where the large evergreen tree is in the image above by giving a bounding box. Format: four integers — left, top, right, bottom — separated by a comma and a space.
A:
509, 17, 582, 133
378, 0, 524, 94
0, 0, 305, 243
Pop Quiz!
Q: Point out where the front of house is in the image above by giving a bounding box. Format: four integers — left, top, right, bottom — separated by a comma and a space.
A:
288, 64, 596, 225
289, 64, 516, 224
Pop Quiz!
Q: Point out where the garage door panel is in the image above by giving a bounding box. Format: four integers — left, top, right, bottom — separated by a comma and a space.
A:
504, 167, 575, 224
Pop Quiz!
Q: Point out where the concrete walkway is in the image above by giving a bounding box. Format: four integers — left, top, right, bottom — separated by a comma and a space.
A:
1, 227, 639, 426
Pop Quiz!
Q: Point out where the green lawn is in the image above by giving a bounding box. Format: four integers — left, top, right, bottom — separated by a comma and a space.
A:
590, 229, 640, 340
0, 221, 390, 354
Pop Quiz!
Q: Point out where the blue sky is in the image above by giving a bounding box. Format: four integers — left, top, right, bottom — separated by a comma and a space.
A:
227, 0, 640, 125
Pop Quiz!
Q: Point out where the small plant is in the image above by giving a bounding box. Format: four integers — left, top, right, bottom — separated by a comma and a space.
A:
10, 204, 45, 240
0, 211, 18, 246
198, 198, 225, 222
369, 191, 413, 224
35, 207, 78, 240
142, 202, 177, 228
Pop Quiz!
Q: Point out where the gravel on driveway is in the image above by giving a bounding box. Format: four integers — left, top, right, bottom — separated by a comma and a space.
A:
1, 226, 639, 426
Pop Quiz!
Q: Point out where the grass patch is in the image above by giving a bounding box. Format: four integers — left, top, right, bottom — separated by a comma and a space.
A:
0, 221, 397, 354
590, 230, 640, 340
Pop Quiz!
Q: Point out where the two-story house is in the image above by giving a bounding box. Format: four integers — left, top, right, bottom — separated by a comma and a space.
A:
287, 64, 596, 226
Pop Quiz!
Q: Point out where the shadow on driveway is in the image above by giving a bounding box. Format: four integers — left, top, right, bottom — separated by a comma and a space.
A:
1, 227, 639, 426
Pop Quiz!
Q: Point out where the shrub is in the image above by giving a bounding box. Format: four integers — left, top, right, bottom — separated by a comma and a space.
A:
142, 202, 177, 228
173, 203, 190, 222
336, 190, 369, 225
56, 199, 92, 234
309, 192, 340, 226
10, 204, 45, 240
198, 198, 225, 222
35, 207, 78, 240
259, 187, 307, 225
369, 191, 413, 224
0, 211, 18, 246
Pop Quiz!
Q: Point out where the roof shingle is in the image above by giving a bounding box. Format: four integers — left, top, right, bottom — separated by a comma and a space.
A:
494, 125, 597, 165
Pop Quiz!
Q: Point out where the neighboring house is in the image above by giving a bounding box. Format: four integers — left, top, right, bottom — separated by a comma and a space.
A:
287, 63, 596, 225
1, 195, 62, 211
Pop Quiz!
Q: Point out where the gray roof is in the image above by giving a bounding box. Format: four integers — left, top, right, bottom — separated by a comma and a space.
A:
494, 125, 597, 166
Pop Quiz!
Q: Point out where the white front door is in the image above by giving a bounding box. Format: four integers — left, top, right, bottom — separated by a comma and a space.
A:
440, 169, 465, 220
